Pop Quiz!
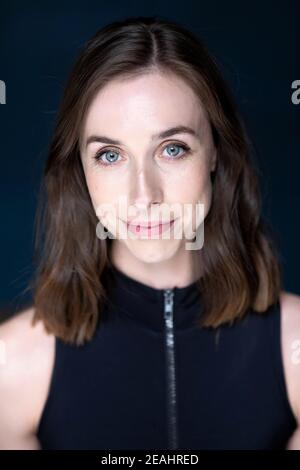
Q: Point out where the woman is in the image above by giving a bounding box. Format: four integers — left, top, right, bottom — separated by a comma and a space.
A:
0, 15, 299, 450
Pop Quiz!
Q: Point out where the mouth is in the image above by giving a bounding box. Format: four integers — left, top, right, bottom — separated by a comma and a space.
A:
123, 219, 176, 236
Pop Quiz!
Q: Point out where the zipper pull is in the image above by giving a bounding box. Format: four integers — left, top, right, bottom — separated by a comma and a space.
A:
164, 288, 174, 314
164, 289, 174, 339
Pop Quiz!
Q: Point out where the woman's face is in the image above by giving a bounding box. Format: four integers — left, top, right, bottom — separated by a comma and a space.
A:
80, 72, 217, 265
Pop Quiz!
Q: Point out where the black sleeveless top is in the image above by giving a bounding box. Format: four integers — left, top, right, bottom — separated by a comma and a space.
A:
36, 264, 297, 450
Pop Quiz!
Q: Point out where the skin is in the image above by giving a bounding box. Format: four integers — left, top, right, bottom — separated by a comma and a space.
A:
80, 72, 217, 289
0, 72, 299, 450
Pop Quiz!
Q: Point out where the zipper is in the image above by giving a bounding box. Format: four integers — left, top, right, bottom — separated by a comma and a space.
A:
163, 288, 178, 450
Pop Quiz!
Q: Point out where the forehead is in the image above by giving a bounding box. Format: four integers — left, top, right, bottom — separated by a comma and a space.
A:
82, 72, 207, 141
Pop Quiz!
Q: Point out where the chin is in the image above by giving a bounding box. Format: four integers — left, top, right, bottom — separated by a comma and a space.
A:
126, 239, 182, 264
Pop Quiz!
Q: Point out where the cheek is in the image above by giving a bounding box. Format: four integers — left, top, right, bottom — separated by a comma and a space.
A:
83, 170, 129, 232
169, 163, 213, 233
169, 160, 212, 205
84, 172, 101, 212
84, 169, 120, 207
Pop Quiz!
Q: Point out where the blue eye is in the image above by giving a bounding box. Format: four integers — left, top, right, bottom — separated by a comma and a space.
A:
93, 142, 191, 167
163, 143, 189, 159
95, 149, 121, 166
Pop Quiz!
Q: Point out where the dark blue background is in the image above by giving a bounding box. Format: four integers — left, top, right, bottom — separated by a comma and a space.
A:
0, 1, 299, 318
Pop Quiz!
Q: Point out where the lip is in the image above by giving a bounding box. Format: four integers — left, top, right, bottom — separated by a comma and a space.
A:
123, 219, 176, 236
127, 221, 173, 228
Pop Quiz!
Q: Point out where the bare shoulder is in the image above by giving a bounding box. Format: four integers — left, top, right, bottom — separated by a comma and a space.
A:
0, 307, 55, 449
279, 290, 300, 428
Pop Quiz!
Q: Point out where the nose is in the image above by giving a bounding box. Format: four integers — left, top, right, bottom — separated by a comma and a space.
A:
129, 163, 163, 213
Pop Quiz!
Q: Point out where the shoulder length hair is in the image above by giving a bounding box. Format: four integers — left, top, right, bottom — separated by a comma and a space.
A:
29, 15, 282, 345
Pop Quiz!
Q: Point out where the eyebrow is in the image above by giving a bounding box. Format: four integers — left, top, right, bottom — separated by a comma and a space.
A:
85, 125, 198, 148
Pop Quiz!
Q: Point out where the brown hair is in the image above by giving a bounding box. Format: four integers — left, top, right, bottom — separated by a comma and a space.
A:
29, 15, 282, 345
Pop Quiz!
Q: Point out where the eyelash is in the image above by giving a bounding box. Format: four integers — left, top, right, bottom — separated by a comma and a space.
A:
93, 142, 191, 167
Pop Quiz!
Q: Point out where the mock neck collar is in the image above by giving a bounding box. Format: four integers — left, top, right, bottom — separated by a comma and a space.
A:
102, 262, 203, 332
